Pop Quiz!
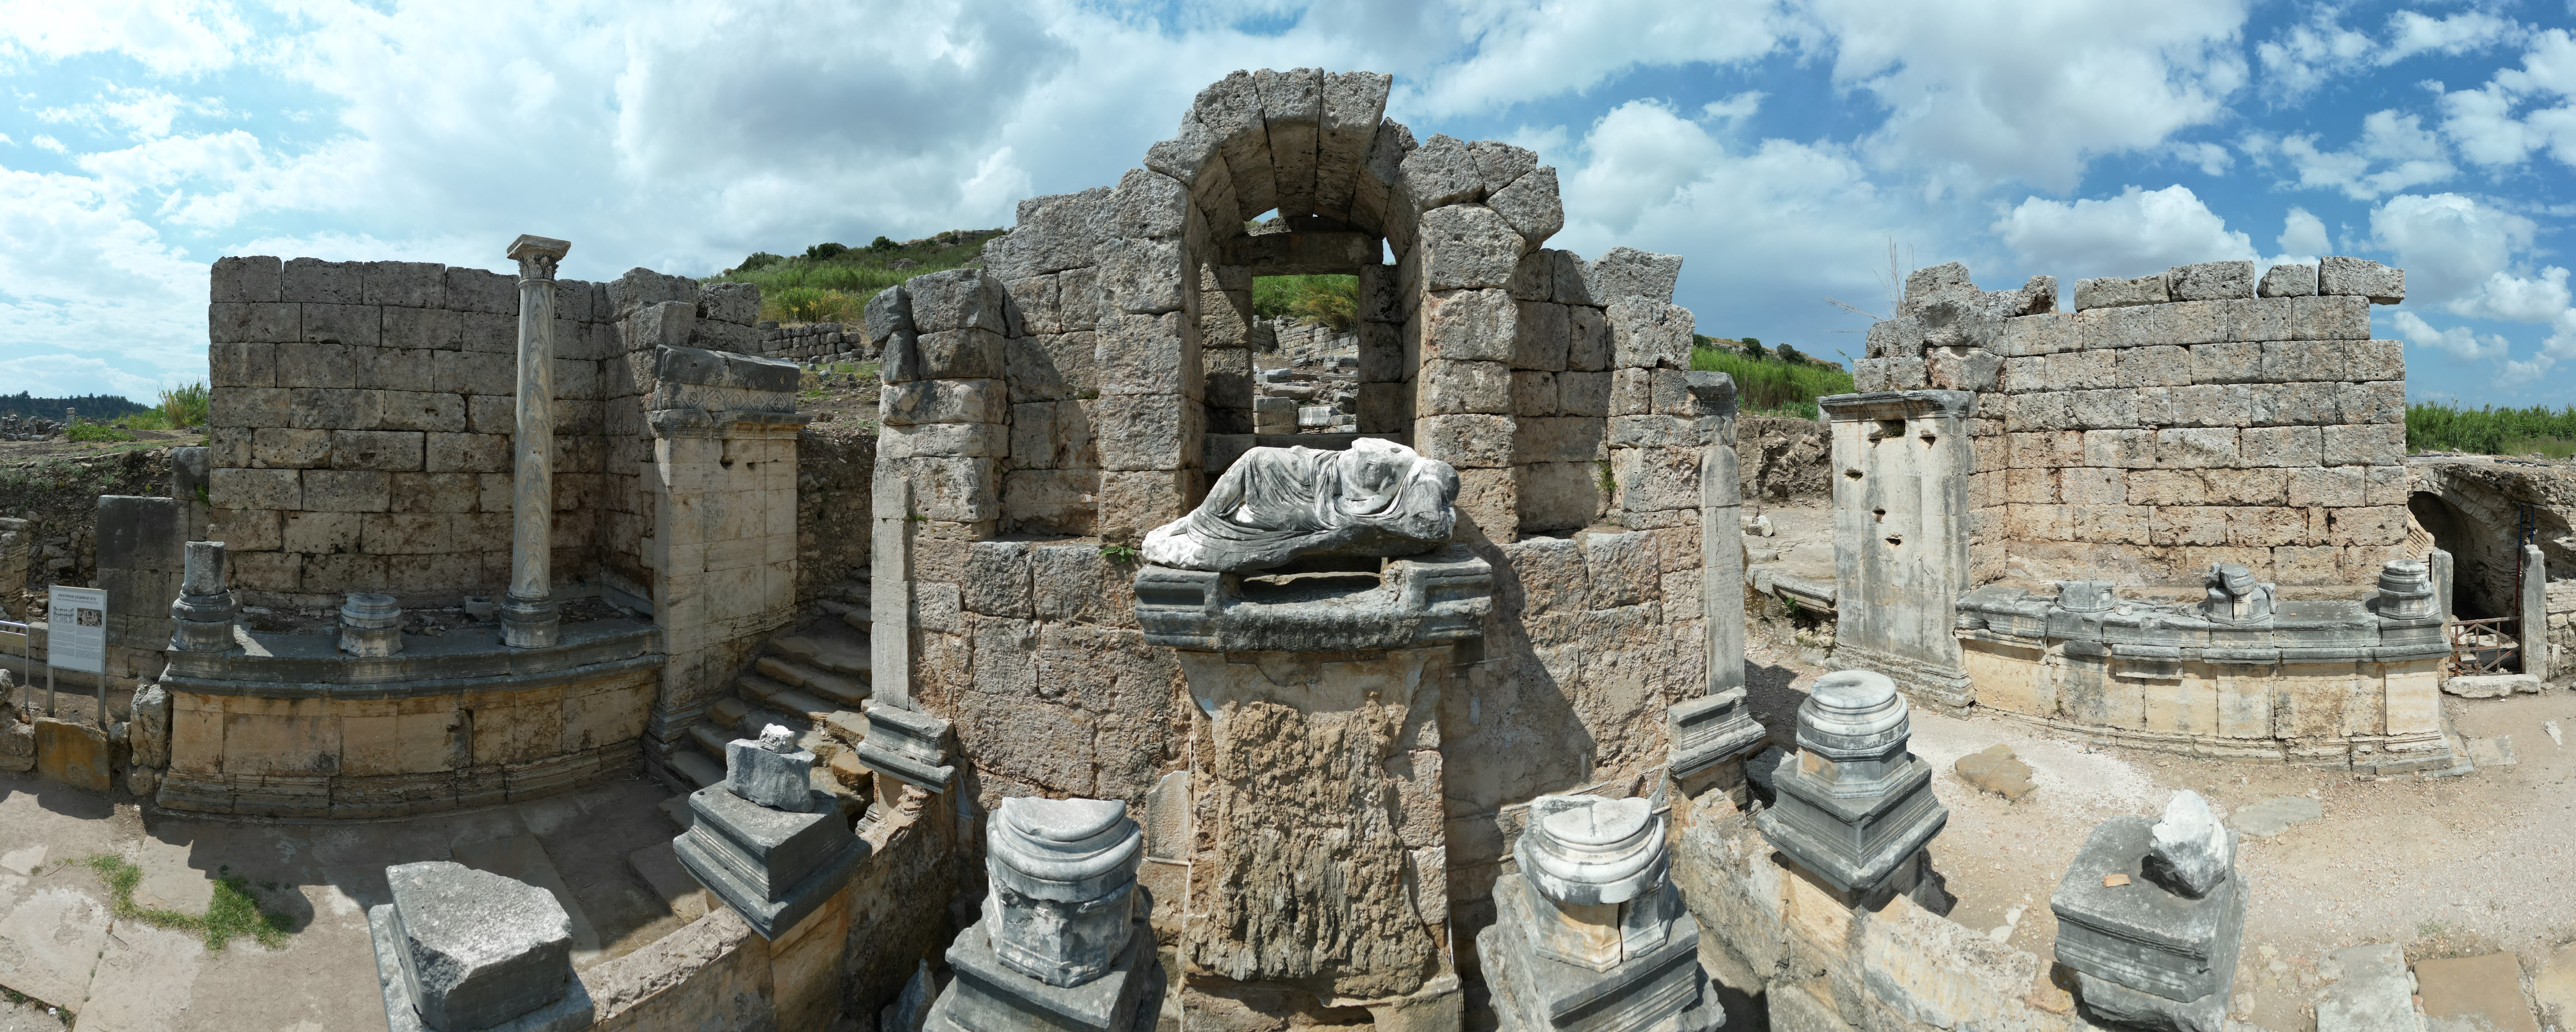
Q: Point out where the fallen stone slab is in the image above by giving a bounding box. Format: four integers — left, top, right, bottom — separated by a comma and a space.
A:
2229, 796, 2322, 838
0, 887, 112, 1015
2467, 736, 2518, 768
2445, 674, 2538, 698
2415, 953, 2538, 1032
2536, 943, 2576, 1032
2314, 943, 2414, 1032
1954, 744, 2036, 800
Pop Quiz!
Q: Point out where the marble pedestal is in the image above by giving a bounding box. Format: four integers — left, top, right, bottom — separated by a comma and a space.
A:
1666, 689, 1764, 786
370, 907, 594, 1032
367, 860, 592, 1032
927, 911, 1163, 1032
853, 700, 956, 792
2051, 818, 2246, 1032
1752, 671, 1948, 896
674, 784, 869, 938
1478, 875, 1718, 1032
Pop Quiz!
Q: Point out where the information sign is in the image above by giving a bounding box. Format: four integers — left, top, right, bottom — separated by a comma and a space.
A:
47, 585, 106, 675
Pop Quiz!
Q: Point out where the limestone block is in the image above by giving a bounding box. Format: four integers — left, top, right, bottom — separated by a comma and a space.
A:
1852, 358, 1892, 392
1419, 288, 1516, 363
1487, 165, 1562, 251
2239, 426, 2321, 467
1614, 447, 1699, 513
360, 260, 445, 308
2247, 381, 2338, 426
725, 725, 819, 811
2335, 339, 2405, 383
1516, 462, 1604, 533
2321, 423, 2404, 466
1584, 247, 1684, 304
1417, 414, 1514, 469
2117, 345, 2191, 387
1094, 312, 1196, 397
1994, 312, 2072, 356
1401, 133, 1484, 209
886, 421, 1013, 462
1510, 371, 1559, 416
1421, 205, 1522, 291
2149, 507, 2231, 547
2166, 261, 2255, 302
2259, 263, 2317, 297
2201, 469, 2290, 505
2319, 256, 2404, 303
214, 254, 284, 303
1883, 356, 1929, 389
282, 257, 362, 304
1506, 299, 1573, 371
210, 467, 302, 510
424, 432, 509, 474
988, 188, 1115, 281
2074, 274, 2168, 310
381, 861, 576, 1032
1107, 168, 1191, 241
906, 329, 1005, 381
1866, 316, 1925, 359
2154, 428, 2238, 469
2006, 468, 2059, 504
328, 430, 425, 472
1926, 348, 2000, 391
1092, 393, 1200, 470
1608, 298, 1693, 370
1418, 359, 1512, 415
907, 269, 1012, 334
1005, 332, 1099, 404
1093, 238, 1188, 316
901, 457, 1001, 523
2337, 381, 2405, 425
2067, 389, 2137, 428
2082, 429, 2155, 469
2060, 468, 2125, 504
883, 379, 1008, 426
1551, 370, 1608, 418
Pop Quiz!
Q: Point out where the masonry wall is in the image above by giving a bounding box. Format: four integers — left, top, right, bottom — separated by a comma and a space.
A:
203, 258, 761, 610
1857, 259, 2411, 588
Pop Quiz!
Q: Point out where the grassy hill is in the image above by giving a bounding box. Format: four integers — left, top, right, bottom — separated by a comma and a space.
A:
1690, 336, 1853, 419
704, 230, 1005, 325
0, 392, 148, 421
2407, 402, 2576, 459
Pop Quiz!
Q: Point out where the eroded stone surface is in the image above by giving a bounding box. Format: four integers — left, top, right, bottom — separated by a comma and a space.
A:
383, 860, 575, 1031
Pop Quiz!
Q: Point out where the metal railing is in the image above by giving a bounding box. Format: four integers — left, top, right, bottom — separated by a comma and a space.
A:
2447, 616, 2521, 676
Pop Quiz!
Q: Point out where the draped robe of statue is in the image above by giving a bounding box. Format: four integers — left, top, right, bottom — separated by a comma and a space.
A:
1141, 438, 1459, 572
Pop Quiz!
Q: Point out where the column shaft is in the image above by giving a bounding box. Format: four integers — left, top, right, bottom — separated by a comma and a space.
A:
502, 234, 571, 648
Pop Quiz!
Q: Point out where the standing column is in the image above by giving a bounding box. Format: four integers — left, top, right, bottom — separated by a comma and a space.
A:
501, 234, 571, 649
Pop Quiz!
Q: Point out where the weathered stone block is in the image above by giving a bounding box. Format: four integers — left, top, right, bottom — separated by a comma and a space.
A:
1488, 165, 1563, 250
379, 861, 577, 1032
907, 269, 1013, 333
1516, 462, 1603, 533
1608, 298, 1693, 370
304, 469, 392, 512
1417, 414, 1514, 468
2258, 263, 2317, 297
1421, 204, 1523, 290
2321, 423, 2404, 466
2238, 426, 2320, 467
2319, 256, 2404, 303
2337, 381, 2406, 425
1584, 247, 1684, 304
883, 380, 1008, 426
2074, 274, 2167, 310
1418, 360, 1512, 415
1421, 288, 1516, 363
2155, 428, 2238, 469
1096, 312, 1194, 396
211, 467, 302, 510
2166, 261, 2254, 302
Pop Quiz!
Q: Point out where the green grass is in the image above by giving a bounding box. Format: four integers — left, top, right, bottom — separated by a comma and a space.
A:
1252, 275, 1358, 331
82, 855, 294, 952
158, 381, 209, 430
704, 230, 1005, 325
1690, 343, 1855, 420
65, 420, 136, 442
2406, 402, 2576, 457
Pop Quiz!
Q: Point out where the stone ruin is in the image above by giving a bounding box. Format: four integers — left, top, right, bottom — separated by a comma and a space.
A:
7, 63, 2568, 1032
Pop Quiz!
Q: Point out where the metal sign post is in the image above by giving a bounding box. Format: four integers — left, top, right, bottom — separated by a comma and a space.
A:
47, 585, 106, 723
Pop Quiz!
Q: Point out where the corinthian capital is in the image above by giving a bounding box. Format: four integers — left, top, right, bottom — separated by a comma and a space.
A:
507, 234, 571, 281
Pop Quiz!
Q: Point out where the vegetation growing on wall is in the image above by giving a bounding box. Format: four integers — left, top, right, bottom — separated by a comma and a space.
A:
1251, 275, 1358, 331
1691, 336, 1855, 419
2407, 402, 2576, 459
707, 229, 1007, 325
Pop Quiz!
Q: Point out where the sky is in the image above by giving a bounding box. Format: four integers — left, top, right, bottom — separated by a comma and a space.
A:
1, 0, 2572, 407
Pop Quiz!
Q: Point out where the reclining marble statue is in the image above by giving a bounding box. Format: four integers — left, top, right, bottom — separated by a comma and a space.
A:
1141, 437, 1459, 572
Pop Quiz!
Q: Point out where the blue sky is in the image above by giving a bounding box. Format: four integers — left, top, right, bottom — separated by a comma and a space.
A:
2, 0, 2572, 407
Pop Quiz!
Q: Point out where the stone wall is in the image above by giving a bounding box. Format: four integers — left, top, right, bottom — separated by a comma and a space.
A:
795, 427, 875, 606
203, 258, 762, 610
749, 320, 872, 365
0, 447, 178, 616
1857, 259, 2410, 588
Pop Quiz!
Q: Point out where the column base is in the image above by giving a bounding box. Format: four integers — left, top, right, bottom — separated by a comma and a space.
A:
500, 594, 560, 649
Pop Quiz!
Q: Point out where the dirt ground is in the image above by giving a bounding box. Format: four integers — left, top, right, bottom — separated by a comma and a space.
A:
0, 771, 691, 1030
0, 430, 201, 468
1741, 623, 2576, 1030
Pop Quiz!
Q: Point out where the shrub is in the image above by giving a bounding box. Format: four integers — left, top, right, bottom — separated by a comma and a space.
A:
1690, 345, 1854, 419
804, 241, 848, 261
1740, 336, 1766, 359
159, 381, 210, 429
767, 286, 858, 325
67, 420, 136, 442
2407, 402, 2576, 456
1774, 343, 1806, 364
1252, 275, 1359, 331
731, 252, 784, 275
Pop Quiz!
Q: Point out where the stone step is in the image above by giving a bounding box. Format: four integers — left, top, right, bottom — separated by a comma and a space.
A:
757, 657, 869, 707
764, 688, 838, 723
709, 696, 750, 729
770, 632, 869, 677
668, 748, 724, 790
738, 673, 795, 706
686, 723, 731, 760
840, 610, 871, 635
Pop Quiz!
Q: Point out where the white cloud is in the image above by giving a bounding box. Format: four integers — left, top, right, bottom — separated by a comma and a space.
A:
2278, 206, 2329, 255
2391, 310, 2511, 361
1552, 98, 1933, 343
2168, 140, 2234, 176
1407, 0, 1792, 117
2367, 192, 2537, 305
0, 0, 253, 76
2384, 11, 2523, 63
2451, 266, 2572, 323
2434, 29, 2576, 169
2246, 110, 2454, 199
1807, 0, 2251, 193
1993, 184, 2255, 280
2259, 8, 2525, 102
